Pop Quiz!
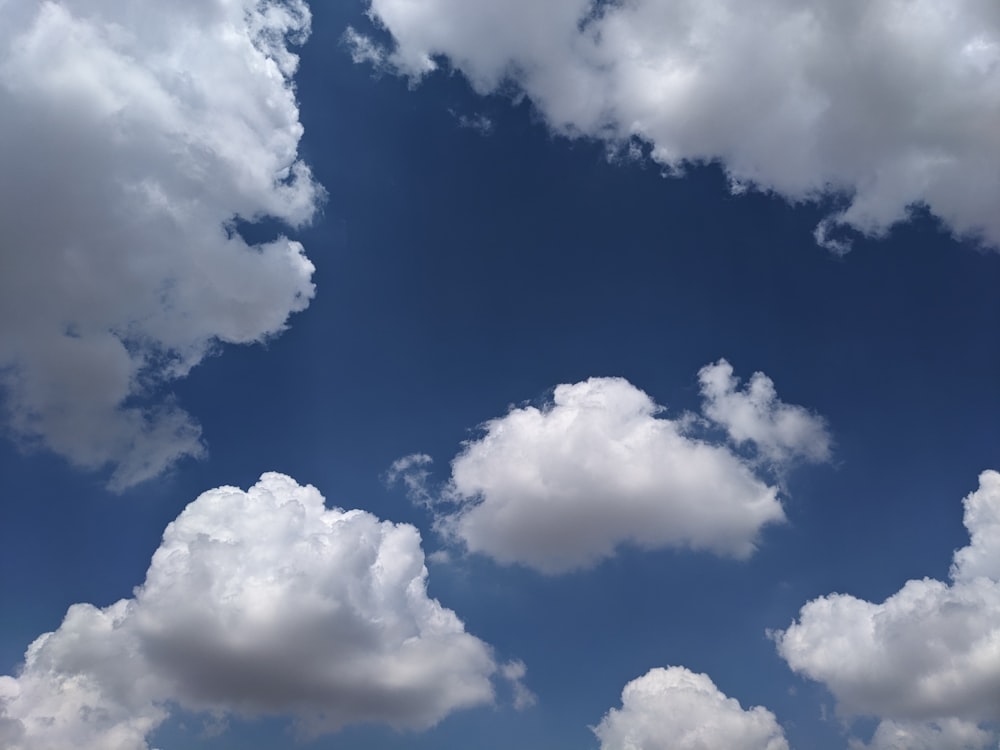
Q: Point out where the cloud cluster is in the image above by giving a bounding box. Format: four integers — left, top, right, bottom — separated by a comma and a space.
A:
593, 667, 789, 750
0, 474, 501, 749
774, 470, 1000, 746
352, 0, 1000, 251
0, 0, 323, 488
396, 361, 829, 573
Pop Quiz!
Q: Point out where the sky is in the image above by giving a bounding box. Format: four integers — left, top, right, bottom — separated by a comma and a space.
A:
1, 1, 1000, 748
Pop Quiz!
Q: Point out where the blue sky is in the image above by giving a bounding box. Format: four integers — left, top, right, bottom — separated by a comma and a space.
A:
2, 2, 1000, 749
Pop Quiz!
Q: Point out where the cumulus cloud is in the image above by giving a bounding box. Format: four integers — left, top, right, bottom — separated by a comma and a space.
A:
352, 0, 1000, 251
593, 667, 789, 750
0, 1, 323, 488
396, 364, 828, 574
950, 470, 1000, 582
699, 359, 832, 466
439, 377, 784, 572
774, 470, 1000, 745
0, 473, 502, 749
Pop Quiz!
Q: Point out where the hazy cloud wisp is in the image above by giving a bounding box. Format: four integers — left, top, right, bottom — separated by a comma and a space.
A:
593, 667, 789, 750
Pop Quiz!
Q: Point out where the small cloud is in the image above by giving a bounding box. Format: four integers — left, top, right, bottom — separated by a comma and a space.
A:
342, 26, 388, 68
409, 361, 828, 574
500, 660, 537, 711
775, 471, 1000, 746
593, 667, 788, 750
427, 549, 453, 565
452, 111, 494, 135
699, 358, 832, 468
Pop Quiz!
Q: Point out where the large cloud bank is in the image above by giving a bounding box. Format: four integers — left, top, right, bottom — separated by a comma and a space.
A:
593, 667, 789, 750
0, 0, 323, 488
774, 470, 1000, 747
698, 360, 831, 467
398, 360, 830, 573
352, 0, 1000, 251
0, 474, 500, 749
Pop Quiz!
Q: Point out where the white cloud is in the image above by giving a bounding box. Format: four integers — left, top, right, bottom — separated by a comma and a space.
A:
427, 366, 829, 573
774, 470, 1000, 743
699, 359, 832, 466
354, 0, 1000, 250
849, 719, 995, 750
0, 0, 323, 488
951, 470, 1000, 583
0, 601, 167, 750
593, 667, 789, 750
0, 473, 502, 749
344, 25, 388, 68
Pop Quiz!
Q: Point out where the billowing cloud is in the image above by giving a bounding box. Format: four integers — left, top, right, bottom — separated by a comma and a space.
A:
0, 473, 502, 749
351, 0, 1000, 251
0, 0, 323, 488
398, 364, 828, 574
440, 377, 783, 572
593, 667, 789, 750
699, 359, 832, 466
774, 470, 1000, 745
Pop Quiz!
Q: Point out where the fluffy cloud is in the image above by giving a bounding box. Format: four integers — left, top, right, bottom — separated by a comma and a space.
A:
699, 360, 832, 466
405, 364, 828, 574
593, 667, 789, 750
0, 473, 501, 749
774, 470, 1000, 744
0, 1, 323, 488
0, 601, 166, 750
950, 470, 1000, 582
440, 377, 782, 572
352, 0, 1000, 251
